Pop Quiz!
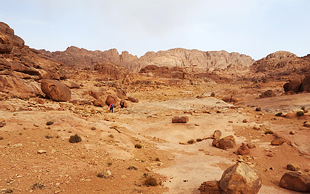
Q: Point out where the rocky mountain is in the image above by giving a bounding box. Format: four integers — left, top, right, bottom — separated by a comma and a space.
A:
250, 51, 310, 81
41, 47, 255, 74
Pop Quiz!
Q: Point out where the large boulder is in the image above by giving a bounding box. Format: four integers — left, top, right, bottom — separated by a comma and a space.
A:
283, 78, 302, 94
41, 79, 71, 102
219, 162, 262, 194
106, 95, 119, 107
279, 172, 310, 192
300, 76, 310, 93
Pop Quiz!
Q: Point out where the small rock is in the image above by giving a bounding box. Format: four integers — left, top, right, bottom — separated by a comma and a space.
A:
243, 119, 248, 123
106, 170, 112, 176
37, 150, 47, 154
145, 167, 151, 172
198, 181, 221, 194
289, 131, 295, 135
247, 142, 256, 149
213, 130, 222, 139
236, 143, 250, 155
304, 121, 310, 127
287, 164, 299, 171
271, 137, 286, 146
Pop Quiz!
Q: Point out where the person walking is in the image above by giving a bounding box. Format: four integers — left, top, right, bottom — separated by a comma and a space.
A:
109, 102, 114, 113
120, 100, 124, 108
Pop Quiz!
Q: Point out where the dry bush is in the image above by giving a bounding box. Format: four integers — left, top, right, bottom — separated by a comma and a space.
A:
69, 134, 82, 143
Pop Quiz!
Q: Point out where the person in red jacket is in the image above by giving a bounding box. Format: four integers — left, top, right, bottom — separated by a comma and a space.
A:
109, 102, 114, 113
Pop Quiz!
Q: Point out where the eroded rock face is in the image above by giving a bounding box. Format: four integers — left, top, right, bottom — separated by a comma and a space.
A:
219, 162, 262, 194
0, 75, 42, 97
0, 22, 24, 54
41, 79, 71, 102
279, 172, 310, 192
283, 78, 302, 94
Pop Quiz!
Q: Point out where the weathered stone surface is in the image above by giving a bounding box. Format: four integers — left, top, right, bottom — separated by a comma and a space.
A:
41, 79, 71, 102
0, 58, 11, 71
172, 116, 189, 123
64, 81, 80, 89
279, 172, 310, 192
0, 75, 42, 97
219, 162, 262, 194
198, 181, 221, 194
236, 143, 250, 155
93, 98, 106, 107
218, 135, 236, 150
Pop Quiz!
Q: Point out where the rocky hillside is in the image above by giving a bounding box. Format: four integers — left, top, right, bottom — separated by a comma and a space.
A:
250, 51, 310, 81
41, 47, 255, 74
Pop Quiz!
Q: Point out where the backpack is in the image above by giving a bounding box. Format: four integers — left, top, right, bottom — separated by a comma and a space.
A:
110, 104, 114, 108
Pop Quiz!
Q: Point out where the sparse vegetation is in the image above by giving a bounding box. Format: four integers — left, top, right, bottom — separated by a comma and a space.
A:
155, 157, 160, 161
91, 126, 96, 130
69, 134, 82, 143
127, 166, 138, 170
144, 176, 158, 186
107, 161, 112, 166
4, 188, 13, 193
196, 138, 202, 142
264, 129, 274, 134
31, 183, 45, 190
45, 135, 53, 139
108, 134, 114, 138
297, 111, 304, 117
97, 172, 105, 178
135, 143, 142, 149
187, 139, 195, 144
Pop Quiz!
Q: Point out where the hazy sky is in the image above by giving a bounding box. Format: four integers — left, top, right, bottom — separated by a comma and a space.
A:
1, 0, 310, 59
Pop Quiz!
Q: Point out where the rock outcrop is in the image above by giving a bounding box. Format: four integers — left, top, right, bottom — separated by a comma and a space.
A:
41, 79, 71, 102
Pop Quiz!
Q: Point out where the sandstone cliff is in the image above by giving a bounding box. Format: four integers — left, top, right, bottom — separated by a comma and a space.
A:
42, 47, 255, 74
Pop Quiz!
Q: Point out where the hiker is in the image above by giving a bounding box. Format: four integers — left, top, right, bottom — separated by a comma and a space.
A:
120, 100, 124, 108
109, 102, 114, 113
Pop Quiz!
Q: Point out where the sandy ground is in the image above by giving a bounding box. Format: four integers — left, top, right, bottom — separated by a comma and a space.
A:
1, 90, 310, 194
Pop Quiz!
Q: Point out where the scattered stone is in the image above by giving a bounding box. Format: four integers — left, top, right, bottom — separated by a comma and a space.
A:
255, 107, 261, 111
212, 138, 220, 147
127, 166, 138, 170
46, 121, 54, 125
37, 150, 47, 154
212, 130, 222, 139
236, 143, 250, 155
303, 121, 310, 128
280, 172, 310, 192
172, 116, 189, 123
271, 137, 285, 146
0, 117, 5, 128
218, 135, 236, 150
289, 131, 295, 135
242, 119, 248, 123
198, 181, 221, 194
247, 142, 256, 149
219, 162, 262, 194
287, 164, 299, 171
